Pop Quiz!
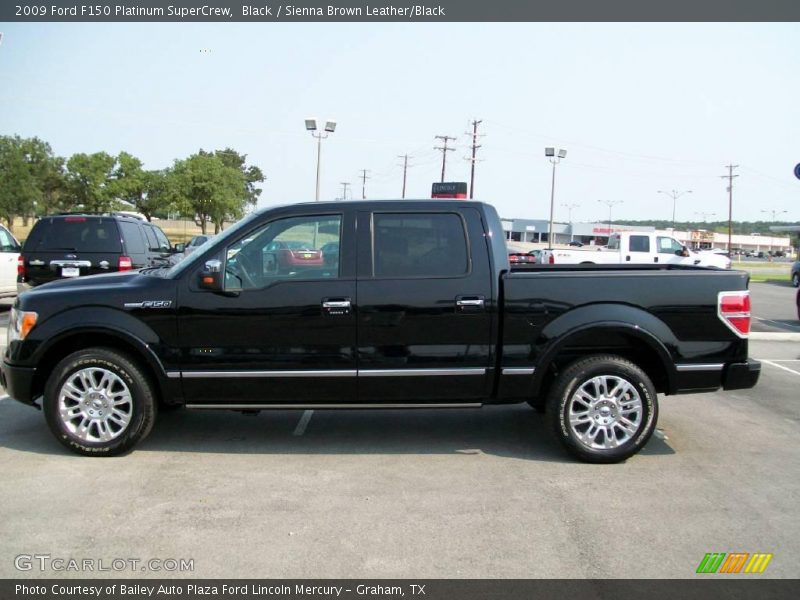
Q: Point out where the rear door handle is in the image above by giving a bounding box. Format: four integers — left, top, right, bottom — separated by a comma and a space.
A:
322, 298, 352, 316
456, 296, 485, 313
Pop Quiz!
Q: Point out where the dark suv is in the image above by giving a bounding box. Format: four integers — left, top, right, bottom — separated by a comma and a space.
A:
18, 214, 177, 291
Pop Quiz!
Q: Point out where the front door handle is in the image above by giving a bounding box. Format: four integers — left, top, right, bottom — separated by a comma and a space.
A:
322, 298, 352, 316
456, 296, 485, 313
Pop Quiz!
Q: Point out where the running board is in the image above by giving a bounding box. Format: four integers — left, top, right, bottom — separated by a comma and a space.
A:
185, 403, 483, 410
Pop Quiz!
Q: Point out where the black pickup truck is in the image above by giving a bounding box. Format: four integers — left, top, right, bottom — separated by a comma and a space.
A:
1, 200, 760, 462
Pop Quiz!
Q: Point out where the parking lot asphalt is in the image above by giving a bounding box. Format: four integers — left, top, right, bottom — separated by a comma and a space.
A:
749, 281, 800, 334
0, 339, 798, 579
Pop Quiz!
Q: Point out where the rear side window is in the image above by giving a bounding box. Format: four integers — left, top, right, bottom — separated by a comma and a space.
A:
24, 218, 122, 253
629, 235, 650, 253
151, 226, 171, 250
119, 222, 147, 255
142, 226, 158, 250
373, 213, 469, 278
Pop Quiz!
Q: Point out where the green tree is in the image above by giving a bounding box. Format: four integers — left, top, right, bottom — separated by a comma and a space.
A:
112, 152, 173, 221
0, 135, 64, 230
171, 153, 247, 234
65, 151, 116, 213
211, 147, 265, 208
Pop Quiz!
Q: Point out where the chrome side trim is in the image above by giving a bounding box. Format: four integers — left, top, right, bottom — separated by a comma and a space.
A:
502, 367, 535, 375
675, 363, 725, 372
186, 403, 483, 410
180, 370, 358, 379
359, 368, 486, 377
166, 371, 181, 379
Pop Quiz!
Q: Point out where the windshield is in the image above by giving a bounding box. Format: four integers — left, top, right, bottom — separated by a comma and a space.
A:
166, 209, 269, 278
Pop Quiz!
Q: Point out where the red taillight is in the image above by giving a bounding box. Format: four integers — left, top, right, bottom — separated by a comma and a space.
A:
509, 255, 519, 263
548, 253, 555, 264
17, 255, 25, 277
118, 256, 133, 271
718, 291, 750, 337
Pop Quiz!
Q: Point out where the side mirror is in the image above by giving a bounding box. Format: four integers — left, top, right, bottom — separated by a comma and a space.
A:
676, 246, 690, 257
174, 243, 185, 253
198, 259, 223, 291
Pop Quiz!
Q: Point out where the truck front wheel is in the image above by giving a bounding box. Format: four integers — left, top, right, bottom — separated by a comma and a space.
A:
43, 348, 157, 456
547, 355, 658, 463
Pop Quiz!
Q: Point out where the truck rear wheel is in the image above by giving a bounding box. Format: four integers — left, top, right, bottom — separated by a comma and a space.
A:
547, 354, 658, 463
43, 348, 157, 456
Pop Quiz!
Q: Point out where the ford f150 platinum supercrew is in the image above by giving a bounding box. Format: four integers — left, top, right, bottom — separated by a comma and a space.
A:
1, 200, 760, 462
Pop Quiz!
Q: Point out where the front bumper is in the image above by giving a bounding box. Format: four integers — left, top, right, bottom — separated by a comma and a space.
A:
722, 359, 761, 391
0, 360, 38, 407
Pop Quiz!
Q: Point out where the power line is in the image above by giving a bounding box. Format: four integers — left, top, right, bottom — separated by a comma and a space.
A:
719, 164, 739, 252
434, 135, 456, 183
464, 119, 483, 199
358, 169, 370, 199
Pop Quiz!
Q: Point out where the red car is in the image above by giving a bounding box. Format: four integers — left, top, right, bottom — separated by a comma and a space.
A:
264, 240, 324, 273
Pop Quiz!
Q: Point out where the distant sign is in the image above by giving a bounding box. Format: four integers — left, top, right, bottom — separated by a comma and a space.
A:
794, 163, 800, 180
431, 182, 467, 199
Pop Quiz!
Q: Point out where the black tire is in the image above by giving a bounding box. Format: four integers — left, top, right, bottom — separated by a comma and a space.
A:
43, 348, 157, 456
792, 272, 799, 288
547, 354, 658, 463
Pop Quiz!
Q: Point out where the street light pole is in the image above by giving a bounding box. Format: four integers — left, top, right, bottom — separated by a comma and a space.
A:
305, 118, 337, 201
545, 148, 567, 248
562, 203, 579, 242
657, 189, 692, 229
598, 199, 623, 241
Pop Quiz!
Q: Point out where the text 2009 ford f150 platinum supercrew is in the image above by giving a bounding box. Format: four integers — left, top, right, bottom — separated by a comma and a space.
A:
1, 201, 760, 462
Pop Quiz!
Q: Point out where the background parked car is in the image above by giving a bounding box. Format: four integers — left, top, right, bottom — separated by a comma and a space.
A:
0, 223, 22, 298
183, 234, 214, 257
18, 213, 179, 290
791, 260, 799, 288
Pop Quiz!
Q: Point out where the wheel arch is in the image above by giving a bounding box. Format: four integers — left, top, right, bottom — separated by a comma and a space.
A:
30, 327, 172, 407
531, 320, 676, 401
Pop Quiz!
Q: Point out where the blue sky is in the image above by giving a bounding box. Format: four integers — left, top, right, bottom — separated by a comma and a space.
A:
0, 22, 798, 223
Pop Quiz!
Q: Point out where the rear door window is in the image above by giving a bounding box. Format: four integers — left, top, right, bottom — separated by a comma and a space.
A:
24, 218, 122, 253
628, 235, 651, 253
373, 213, 469, 278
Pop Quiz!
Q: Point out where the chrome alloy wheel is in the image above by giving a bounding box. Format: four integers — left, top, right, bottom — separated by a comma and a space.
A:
57, 368, 133, 443
567, 375, 643, 450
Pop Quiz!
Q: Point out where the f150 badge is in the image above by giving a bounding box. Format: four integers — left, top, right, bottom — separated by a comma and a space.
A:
123, 301, 173, 309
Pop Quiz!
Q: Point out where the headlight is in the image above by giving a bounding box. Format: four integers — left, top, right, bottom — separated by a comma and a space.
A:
7, 307, 38, 343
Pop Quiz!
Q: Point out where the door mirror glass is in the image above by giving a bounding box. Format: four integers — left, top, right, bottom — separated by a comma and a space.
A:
174, 243, 185, 253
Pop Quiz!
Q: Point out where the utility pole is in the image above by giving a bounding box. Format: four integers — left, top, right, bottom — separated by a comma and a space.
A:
397, 154, 411, 199
720, 165, 739, 254
340, 182, 351, 200
465, 119, 483, 199
434, 135, 456, 182
358, 169, 370, 200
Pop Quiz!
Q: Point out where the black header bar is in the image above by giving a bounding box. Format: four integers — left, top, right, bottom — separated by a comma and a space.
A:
3, 1, 800, 22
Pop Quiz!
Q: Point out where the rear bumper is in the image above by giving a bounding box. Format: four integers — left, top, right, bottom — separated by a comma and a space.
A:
722, 359, 761, 391
0, 360, 38, 407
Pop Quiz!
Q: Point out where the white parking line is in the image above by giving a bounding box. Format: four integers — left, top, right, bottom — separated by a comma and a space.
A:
293, 410, 314, 436
760, 360, 800, 376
